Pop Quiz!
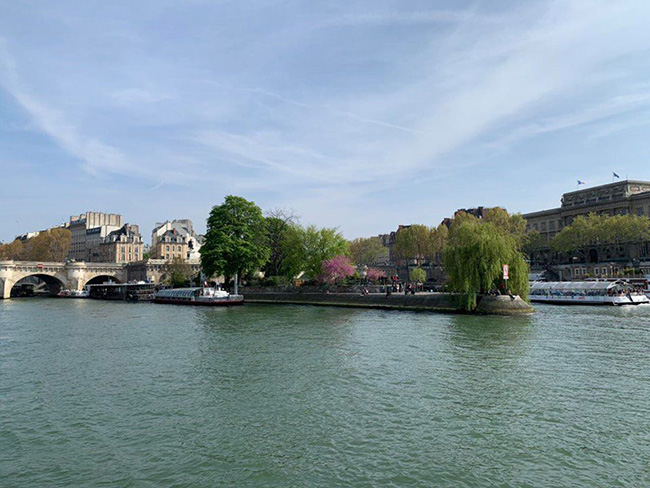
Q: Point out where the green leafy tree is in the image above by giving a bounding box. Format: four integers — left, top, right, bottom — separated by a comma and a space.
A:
410, 267, 427, 283
348, 237, 388, 266
279, 224, 348, 279
164, 257, 194, 287
427, 224, 448, 264
393, 225, 431, 266
200, 196, 270, 286
483, 207, 527, 246
552, 213, 650, 259
444, 218, 529, 311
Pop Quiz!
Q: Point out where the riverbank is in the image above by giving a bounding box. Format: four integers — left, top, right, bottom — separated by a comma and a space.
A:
243, 292, 534, 315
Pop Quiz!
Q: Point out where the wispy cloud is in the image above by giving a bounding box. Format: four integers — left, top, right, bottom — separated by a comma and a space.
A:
1, 1, 650, 241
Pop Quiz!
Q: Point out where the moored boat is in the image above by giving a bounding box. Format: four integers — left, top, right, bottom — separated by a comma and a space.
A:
57, 288, 90, 298
530, 280, 649, 306
153, 287, 244, 306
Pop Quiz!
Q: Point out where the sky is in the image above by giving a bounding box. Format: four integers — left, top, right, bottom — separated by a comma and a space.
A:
2, 0, 650, 243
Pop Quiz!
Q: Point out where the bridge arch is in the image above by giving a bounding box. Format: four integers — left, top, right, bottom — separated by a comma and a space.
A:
10, 273, 66, 297
83, 275, 123, 287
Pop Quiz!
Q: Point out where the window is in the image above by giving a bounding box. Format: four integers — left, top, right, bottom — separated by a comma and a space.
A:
166, 245, 170, 251
637, 208, 644, 216
541, 222, 547, 231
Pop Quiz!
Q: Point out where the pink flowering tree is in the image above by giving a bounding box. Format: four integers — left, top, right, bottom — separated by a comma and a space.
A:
366, 268, 386, 283
320, 255, 356, 284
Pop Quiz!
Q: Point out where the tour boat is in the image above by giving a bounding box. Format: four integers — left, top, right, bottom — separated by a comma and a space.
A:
530, 281, 650, 306
57, 288, 90, 298
152, 287, 244, 306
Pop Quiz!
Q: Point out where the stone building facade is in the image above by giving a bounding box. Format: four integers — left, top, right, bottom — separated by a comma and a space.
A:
524, 180, 650, 243
524, 180, 650, 269
98, 224, 143, 263
151, 229, 188, 261
68, 211, 123, 261
151, 219, 202, 262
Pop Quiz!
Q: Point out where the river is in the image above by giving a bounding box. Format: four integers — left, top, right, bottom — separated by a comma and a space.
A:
1, 299, 649, 487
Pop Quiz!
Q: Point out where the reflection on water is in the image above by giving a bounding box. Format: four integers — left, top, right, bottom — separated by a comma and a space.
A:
1, 300, 649, 487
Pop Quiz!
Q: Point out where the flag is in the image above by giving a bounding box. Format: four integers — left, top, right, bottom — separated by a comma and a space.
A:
577, 180, 585, 185
613, 172, 620, 179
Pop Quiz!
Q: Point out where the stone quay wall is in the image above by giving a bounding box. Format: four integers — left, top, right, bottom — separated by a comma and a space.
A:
242, 292, 533, 315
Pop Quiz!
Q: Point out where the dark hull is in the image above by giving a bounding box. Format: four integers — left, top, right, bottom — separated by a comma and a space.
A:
152, 297, 244, 306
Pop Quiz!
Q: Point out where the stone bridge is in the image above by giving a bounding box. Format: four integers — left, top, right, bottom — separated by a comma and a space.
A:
0, 261, 127, 299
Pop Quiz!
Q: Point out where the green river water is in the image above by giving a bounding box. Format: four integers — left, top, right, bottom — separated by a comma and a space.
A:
1, 299, 649, 487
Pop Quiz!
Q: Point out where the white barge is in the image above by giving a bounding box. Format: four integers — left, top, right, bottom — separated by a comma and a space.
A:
530, 281, 649, 306
153, 287, 244, 306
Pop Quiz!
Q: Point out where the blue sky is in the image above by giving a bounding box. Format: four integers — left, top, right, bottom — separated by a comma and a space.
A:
2, 0, 650, 243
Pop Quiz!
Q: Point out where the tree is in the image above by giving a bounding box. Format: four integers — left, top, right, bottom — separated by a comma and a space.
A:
348, 237, 388, 266
393, 225, 431, 266
164, 257, 194, 287
427, 224, 448, 264
410, 267, 426, 283
1, 228, 72, 262
551, 213, 650, 259
200, 196, 270, 288
444, 218, 529, 311
263, 208, 298, 278
0, 239, 24, 260
483, 207, 527, 245
320, 255, 356, 284
366, 268, 386, 282
280, 224, 348, 279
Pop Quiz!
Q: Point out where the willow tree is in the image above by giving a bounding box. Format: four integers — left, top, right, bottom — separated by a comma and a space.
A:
444, 220, 529, 310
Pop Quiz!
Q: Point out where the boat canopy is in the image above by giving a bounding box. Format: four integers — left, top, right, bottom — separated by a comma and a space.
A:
529, 280, 635, 297
156, 288, 202, 298
155, 287, 229, 299
530, 281, 621, 292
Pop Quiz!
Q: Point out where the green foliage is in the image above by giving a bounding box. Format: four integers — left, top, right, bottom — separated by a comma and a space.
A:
483, 208, 527, 245
522, 230, 546, 255
280, 225, 348, 279
393, 224, 447, 265
142, 252, 152, 261
263, 209, 298, 277
164, 257, 194, 287
200, 196, 270, 279
444, 218, 529, 311
348, 237, 388, 266
263, 275, 290, 287
552, 213, 650, 256
409, 267, 427, 283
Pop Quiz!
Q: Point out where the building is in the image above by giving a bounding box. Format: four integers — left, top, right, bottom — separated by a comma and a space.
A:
152, 229, 187, 261
98, 224, 144, 263
441, 207, 491, 228
68, 211, 123, 261
523, 180, 650, 243
151, 219, 202, 262
524, 180, 650, 276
